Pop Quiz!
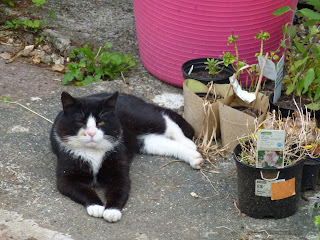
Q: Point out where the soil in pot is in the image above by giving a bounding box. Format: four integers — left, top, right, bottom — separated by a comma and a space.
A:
232, 106, 260, 118
190, 68, 232, 80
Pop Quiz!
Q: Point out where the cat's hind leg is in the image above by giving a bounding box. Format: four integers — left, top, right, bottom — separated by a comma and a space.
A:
139, 134, 203, 169
163, 115, 197, 151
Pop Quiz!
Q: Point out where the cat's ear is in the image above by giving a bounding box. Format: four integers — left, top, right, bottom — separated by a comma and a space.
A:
61, 92, 77, 111
102, 92, 119, 109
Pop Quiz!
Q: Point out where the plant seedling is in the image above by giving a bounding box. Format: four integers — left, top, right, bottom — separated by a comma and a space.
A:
204, 58, 223, 76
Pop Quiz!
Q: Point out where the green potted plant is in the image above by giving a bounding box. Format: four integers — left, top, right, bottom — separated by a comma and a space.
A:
270, 2, 320, 117
181, 57, 235, 85
233, 110, 320, 218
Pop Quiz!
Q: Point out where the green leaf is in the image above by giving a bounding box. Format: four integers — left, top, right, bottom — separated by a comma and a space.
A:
104, 42, 112, 49
307, 102, 320, 110
7, 0, 14, 7
66, 62, 80, 71
310, 27, 320, 37
315, 216, 320, 226
293, 39, 305, 54
314, 85, 320, 101
303, 68, 315, 94
316, 67, 320, 78
74, 70, 83, 81
300, 8, 320, 20
100, 52, 111, 64
5, 20, 14, 29
290, 56, 309, 72
307, 0, 320, 7
50, 10, 56, 20
272, 6, 292, 16
286, 83, 296, 95
78, 59, 86, 68
223, 52, 235, 66
80, 44, 94, 60
297, 79, 304, 96
286, 26, 297, 39
33, 20, 40, 28
109, 53, 123, 64
81, 76, 94, 86
93, 74, 101, 82
62, 72, 75, 85
0, 96, 12, 102
32, 0, 46, 7
303, 19, 318, 27
95, 67, 104, 75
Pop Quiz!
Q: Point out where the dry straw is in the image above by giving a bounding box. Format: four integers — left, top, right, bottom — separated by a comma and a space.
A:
237, 100, 320, 167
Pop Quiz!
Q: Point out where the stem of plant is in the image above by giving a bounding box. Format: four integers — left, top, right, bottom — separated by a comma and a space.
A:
233, 40, 239, 70
94, 46, 102, 60
260, 39, 263, 56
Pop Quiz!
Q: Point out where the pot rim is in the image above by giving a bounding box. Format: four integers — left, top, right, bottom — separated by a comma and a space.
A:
181, 57, 235, 82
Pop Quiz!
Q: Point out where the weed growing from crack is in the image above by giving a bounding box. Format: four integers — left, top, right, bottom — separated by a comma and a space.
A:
63, 42, 137, 86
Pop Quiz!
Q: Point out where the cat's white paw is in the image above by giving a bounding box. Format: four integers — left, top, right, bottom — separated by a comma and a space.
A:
103, 209, 122, 223
188, 151, 204, 169
86, 205, 105, 218
178, 137, 197, 151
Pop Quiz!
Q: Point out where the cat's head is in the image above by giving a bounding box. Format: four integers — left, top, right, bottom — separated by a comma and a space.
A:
54, 92, 121, 151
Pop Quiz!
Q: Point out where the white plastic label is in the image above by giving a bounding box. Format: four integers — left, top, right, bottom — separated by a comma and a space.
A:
258, 56, 277, 80
255, 179, 285, 197
273, 55, 285, 103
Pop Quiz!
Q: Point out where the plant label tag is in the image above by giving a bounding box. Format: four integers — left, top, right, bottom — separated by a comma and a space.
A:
255, 179, 285, 197
256, 130, 285, 168
273, 55, 285, 103
258, 56, 277, 80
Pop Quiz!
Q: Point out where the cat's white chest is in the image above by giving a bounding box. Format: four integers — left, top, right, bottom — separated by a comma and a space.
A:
72, 148, 106, 175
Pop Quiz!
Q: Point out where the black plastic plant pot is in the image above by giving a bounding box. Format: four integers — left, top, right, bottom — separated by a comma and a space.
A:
269, 93, 295, 118
234, 143, 305, 219
269, 93, 320, 120
301, 156, 320, 192
181, 58, 235, 85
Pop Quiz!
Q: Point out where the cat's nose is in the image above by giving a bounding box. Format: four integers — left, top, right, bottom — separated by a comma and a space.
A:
87, 127, 97, 138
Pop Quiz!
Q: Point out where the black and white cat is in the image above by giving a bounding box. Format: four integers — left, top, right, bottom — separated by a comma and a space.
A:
50, 91, 203, 223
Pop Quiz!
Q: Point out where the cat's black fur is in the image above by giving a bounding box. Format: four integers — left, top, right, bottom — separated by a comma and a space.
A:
50, 92, 195, 220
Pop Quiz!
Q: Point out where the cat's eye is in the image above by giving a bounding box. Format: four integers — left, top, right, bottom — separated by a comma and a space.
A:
98, 121, 105, 126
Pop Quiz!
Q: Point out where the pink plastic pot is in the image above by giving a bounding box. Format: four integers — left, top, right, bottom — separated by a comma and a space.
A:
133, 0, 297, 87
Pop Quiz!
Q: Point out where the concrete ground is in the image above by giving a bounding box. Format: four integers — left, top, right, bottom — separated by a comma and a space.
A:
0, 1, 319, 239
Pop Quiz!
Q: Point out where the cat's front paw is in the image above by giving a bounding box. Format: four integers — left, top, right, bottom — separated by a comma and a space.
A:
189, 152, 204, 170
86, 204, 105, 218
103, 208, 122, 223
